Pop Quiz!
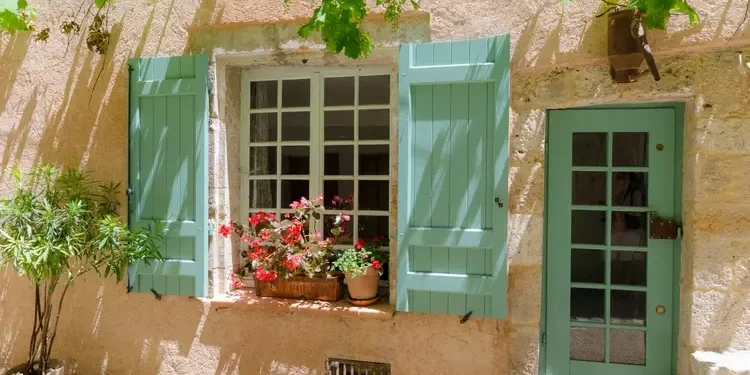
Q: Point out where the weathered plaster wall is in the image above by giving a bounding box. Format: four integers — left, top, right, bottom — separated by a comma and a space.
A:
1, 0, 750, 374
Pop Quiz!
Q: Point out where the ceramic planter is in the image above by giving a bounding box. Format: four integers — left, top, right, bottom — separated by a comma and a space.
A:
607, 9, 660, 83
254, 274, 343, 301
6, 360, 64, 375
345, 266, 380, 300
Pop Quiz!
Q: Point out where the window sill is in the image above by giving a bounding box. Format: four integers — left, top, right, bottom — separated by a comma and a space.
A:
208, 288, 394, 320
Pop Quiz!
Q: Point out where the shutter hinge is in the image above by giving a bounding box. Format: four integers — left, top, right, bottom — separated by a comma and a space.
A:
541, 332, 547, 347
126, 187, 133, 198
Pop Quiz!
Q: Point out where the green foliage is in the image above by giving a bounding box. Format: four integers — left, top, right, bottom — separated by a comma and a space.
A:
332, 237, 388, 276
0, 165, 163, 374
0, 0, 36, 33
627, 0, 699, 29
295, 0, 419, 59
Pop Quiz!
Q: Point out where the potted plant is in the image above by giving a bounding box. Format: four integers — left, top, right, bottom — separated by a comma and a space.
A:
593, 0, 699, 82
0, 166, 163, 375
220, 194, 348, 301
333, 236, 388, 305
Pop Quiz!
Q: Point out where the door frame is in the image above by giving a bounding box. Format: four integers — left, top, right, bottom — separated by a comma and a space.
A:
539, 102, 684, 375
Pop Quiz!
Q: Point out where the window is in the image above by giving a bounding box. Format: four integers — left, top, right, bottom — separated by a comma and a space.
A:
240, 67, 392, 249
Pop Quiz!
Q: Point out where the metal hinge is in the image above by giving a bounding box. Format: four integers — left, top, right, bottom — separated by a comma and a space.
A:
494, 196, 504, 208
541, 332, 547, 347
126, 187, 133, 198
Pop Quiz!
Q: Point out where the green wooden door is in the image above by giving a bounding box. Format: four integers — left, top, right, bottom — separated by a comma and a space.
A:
546, 108, 676, 375
128, 55, 209, 297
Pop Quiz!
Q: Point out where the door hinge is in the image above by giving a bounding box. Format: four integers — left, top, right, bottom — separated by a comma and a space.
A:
541, 332, 547, 347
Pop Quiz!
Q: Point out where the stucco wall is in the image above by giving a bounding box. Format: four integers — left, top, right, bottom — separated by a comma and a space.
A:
2, 0, 750, 374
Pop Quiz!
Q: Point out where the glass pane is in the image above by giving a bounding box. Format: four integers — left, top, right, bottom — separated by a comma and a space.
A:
572, 172, 606, 206
325, 77, 354, 106
570, 288, 605, 323
358, 216, 389, 242
611, 251, 647, 286
359, 109, 389, 140
359, 75, 390, 105
324, 180, 354, 210
324, 146, 354, 175
249, 180, 277, 209
281, 146, 310, 175
573, 133, 607, 167
571, 249, 605, 284
613, 132, 648, 167
359, 145, 389, 175
610, 329, 646, 365
250, 81, 277, 109
249, 113, 277, 142
249, 146, 277, 175
282, 79, 310, 108
571, 210, 606, 245
324, 111, 354, 141
281, 112, 310, 141
280, 180, 309, 208
611, 211, 647, 246
570, 327, 605, 362
611, 290, 646, 326
359, 180, 389, 211
324, 214, 353, 245
612, 172, 648, 207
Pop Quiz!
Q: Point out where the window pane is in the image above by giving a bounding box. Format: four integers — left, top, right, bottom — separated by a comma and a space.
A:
324, 110, 354, 141
325, 77, 354, 106
281, 146, 309, 175
612, 172, 648, 207
573, 133, 607, 167
572, 172, 606, 206
571, 210, 606, 245
359, 75, 390, 105
250, 81, 277, 109
359, 109, 389, 140
358, 216, 388, 242
610, 329, 646, 365
281, 112, 310, 141
281, 79, 310, 108
611, 290, 646, 326
249, 113, 277, 142
249, 146, 277, 175
281, 180, 309, 208
611, 251, 647, 286
571, 249, 605, 284
570, 288, 605, 323
570, 327, 605, 362
359, 180, 388, 211
249, 180, 277, 209
359, 145, 389, 175
324, 146, 354, 175
613, 132, 648, 167
324, 214, 353, 245
611, 211, 647, 246
324, 180, 354, 210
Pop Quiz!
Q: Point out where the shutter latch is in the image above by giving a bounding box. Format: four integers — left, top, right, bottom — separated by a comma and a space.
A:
494, 196, 504, 208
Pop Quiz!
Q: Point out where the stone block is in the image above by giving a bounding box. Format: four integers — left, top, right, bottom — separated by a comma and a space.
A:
508, 214, 544, 266
509, 326, 540, 375
693, 153, 750, 203
692, 350, 750, 375
509, 165, 544, 215
688, 290, 750, 350
690, 202, 750, 236
508, 265, 542, 324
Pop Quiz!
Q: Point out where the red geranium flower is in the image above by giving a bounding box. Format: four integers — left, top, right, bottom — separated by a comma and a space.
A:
355, 239, 366, 249
371, 259, 381, 270
218, 223, 233, 237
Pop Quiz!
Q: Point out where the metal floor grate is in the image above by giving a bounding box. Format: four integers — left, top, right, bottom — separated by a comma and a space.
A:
326, 358, 391, 375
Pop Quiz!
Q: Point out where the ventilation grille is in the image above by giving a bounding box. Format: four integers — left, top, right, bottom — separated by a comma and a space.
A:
326, 358, 391, 375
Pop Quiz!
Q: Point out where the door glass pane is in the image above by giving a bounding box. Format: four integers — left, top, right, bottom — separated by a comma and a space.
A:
571, 249, 605, 284
249, 180, 277, 209
281, 146, 310, 175
249, 147, 277, 175
612, 172, 648, 207
324, 180, 354, 210
570, 327, 605, 362
610, 329, 646, 365
282, 79, 310, 108
281, 180, 309, 208
611, 211, 647, 246
250, 81, 277, 109
572, 172, 606, 205
325, 77, 354, 106
359, 180, 389, 210
572, 133, 607, 167
324, 111, 354, 141
359, 109, 389, 140
613, 132, 648, 167
570, 288, 605, 323
359, 145, 390, 175
249, 113, 277, 142
611, 251, 647, 286
571, 210, 606, 245
358, 216, 389, 241
281, 112, 310, 141
324, 146, 355, 175
611, 290, 646, 326
359, 75, 390, 105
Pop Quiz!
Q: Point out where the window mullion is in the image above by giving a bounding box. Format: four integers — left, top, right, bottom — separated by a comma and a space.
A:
353, 74, 360, 243
310, 73, 323, 235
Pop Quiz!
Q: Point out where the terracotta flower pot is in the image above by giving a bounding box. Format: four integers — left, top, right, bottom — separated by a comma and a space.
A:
345, 266, 380, 300
5, 360, 64, 375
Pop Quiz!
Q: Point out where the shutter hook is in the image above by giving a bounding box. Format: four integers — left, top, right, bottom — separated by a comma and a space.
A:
494, 196, 504, 208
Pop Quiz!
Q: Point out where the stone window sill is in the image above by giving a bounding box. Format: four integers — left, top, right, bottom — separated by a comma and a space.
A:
207, 288, 394, 320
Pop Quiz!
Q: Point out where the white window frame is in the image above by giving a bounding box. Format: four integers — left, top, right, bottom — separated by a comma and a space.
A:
239, 65, 393, 249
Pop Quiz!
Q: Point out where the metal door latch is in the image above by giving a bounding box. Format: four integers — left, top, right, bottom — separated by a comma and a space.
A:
649, 213, 680, 240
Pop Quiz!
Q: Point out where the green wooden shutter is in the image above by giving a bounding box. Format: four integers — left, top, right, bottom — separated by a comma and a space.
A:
397, 36, 510, 318
127, 55, 209, 297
